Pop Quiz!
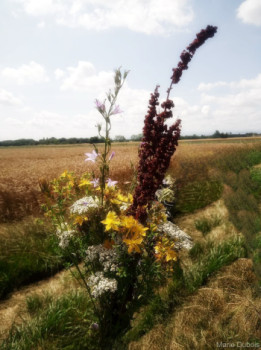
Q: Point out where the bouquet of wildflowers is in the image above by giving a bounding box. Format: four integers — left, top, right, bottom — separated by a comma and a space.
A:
40, 25, 217, 347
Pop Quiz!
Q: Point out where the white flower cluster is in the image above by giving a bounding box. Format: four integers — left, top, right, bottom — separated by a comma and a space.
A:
70, 196, 99, 215
56, 223, 75, 249
86, 244, 118, 272
158, 222, 193, 250
88, 271, 117, 298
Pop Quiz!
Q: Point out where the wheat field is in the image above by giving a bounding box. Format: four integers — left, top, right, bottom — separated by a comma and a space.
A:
1, 138, 261, 221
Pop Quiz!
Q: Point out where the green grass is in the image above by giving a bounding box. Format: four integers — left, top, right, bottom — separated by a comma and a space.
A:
175, 180, 223, 214
222, 166, 261, 279
194, 214, 221, 236
184, 236, 246, 292
0, 219, 64, 299
1, 291, 98, 350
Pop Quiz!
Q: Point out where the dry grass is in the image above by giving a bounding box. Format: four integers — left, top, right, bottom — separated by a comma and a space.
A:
128, 259, 261, 350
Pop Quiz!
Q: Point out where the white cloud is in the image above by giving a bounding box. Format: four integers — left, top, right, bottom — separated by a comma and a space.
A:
237, 0, 261, 26
54, 68, 65, 80
198, 81, 229, 91
17, 0, 64, 16
0, 89, 22, 106
16, 0, 194, 35
56, 61, 114, 93
37, 20, 46, 28
2, 61, 49, 85
5, 117, 24, 126
198, 74, 261, 91
194, 73, 261, 133
201, 105, 210, 115
27, 110, 64, 127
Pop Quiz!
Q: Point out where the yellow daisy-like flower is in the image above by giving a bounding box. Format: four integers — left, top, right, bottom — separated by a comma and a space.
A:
110, 192, 132, 206
79, 179, 91, 187
101, 211, 121, 231
123, 232, 143, 254
165, 247, 177, 262
155, 240, 177, 262
121, 215, 148, 238
60, 171, 69, 178
73, 216, 88, 226
68, 180, 74, 188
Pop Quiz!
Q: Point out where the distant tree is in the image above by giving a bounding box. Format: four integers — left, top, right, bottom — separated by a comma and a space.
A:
131, 134, 142, 141
90, 136, 104, 143
212, 130, 221, 138
114, 135, 126, 142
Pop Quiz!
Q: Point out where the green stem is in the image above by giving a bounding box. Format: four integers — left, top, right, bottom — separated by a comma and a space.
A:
70, 254, 102, 324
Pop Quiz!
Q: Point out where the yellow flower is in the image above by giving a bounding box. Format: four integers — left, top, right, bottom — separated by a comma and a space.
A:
111, 192, 133, 206
79, 179, 91, 187
60, 171, 68, 178
121, 215, 148, 238
155, 240, 177, 262
74, 216, 88, 226
165, 247, 177, 262
101, 211, 120, 231
123, 233, 143, 253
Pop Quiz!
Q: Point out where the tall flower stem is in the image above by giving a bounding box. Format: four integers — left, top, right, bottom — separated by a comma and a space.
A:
95, 68, 129, 206
129, 25, 217, 222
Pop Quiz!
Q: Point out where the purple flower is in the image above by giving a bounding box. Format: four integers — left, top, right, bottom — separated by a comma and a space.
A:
95, 99, 105, 112
111, 105, 122, 115
90, 178, 99, 188
108, 151, 115, 161
90, 323, 99, 331
107, 178, 118, 187
85, 150, 99, 163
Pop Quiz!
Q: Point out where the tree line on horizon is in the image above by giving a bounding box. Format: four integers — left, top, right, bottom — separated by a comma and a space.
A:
0, 131, 260, 147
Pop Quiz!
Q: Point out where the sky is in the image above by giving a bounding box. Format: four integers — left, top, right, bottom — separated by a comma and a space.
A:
0, 0, 261, 141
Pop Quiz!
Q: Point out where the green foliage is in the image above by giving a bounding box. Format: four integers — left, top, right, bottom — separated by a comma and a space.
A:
0, 219, 63, 299
185, 237, 246, 292
222, 163, 261, 280
189, 241, 205, 260
195, 215, 221, 236
195, 218, 212, 235
175, 180, 223, 213
1, 291, 98, 350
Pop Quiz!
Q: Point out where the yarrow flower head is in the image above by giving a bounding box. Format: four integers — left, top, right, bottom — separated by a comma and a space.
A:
87, 271, 117, 298
70, 196, 99, 215
85, 244, 119, 272
56, 223, 75, 249
85, 150, 99, 163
